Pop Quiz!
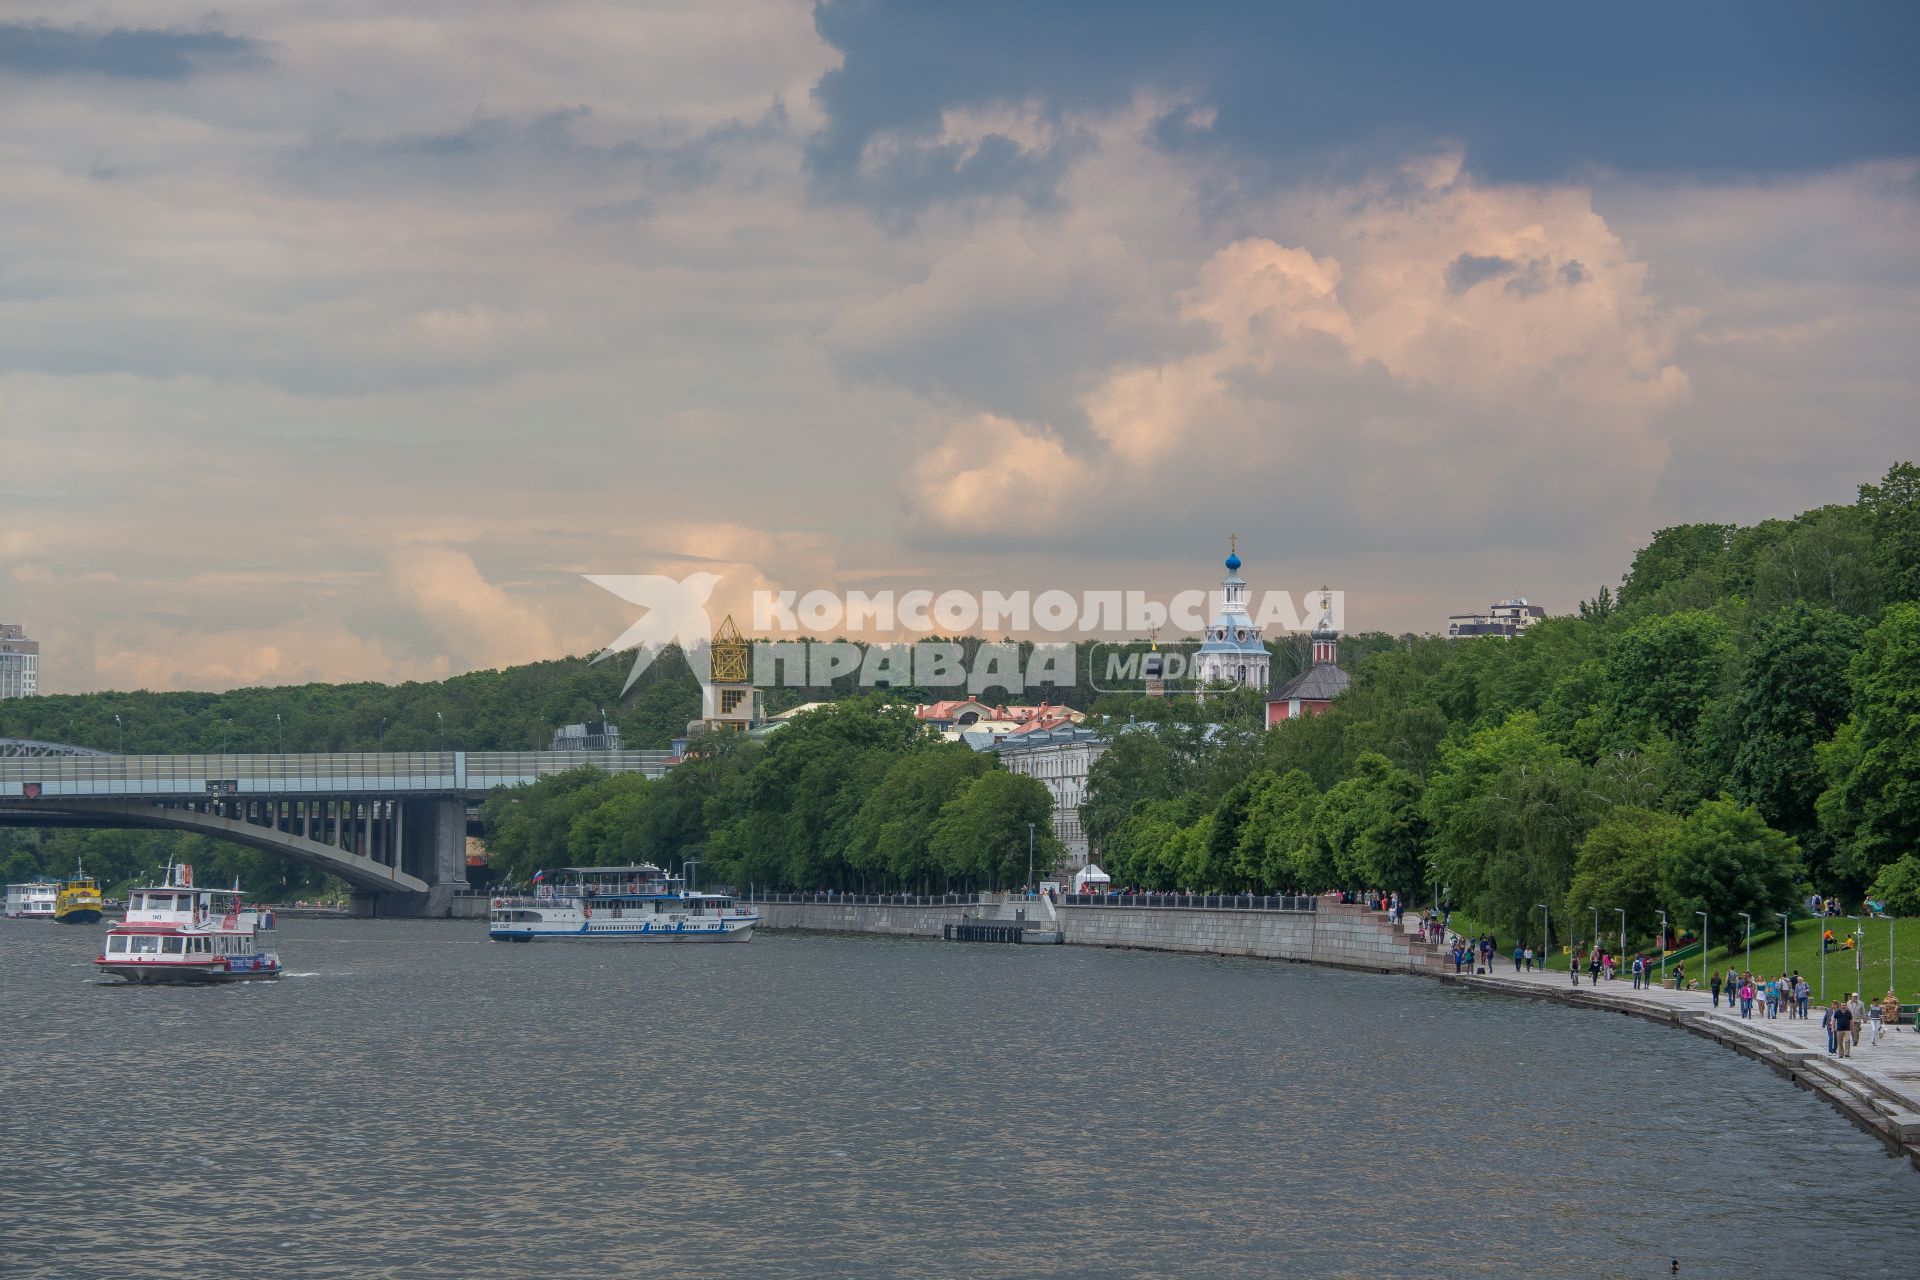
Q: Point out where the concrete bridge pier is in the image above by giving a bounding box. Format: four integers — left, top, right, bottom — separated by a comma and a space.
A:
348, 797, 469, 917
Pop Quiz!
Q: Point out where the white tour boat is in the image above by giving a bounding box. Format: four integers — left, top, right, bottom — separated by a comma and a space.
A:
488, 864, 758, 942
96, 864, 283, 984
5, 881, 59, 920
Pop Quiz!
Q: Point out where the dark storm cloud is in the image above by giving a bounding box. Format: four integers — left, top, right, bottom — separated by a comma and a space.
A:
807, 0, 1920, 210
0, 22, 266, 79
1445, 252, 1516, 293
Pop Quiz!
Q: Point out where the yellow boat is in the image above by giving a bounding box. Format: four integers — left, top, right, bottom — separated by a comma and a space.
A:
54, 865, 104, 925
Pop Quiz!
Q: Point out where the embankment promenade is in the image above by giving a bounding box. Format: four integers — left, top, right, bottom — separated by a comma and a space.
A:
750, 893, 1920, 1169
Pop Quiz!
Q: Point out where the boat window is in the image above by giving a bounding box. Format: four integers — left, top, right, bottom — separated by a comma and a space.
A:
108, 935, 128, 953
130, 935, 160, 954
162, 937, 185, 955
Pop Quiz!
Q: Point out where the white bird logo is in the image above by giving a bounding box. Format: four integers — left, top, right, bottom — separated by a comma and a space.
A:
584, 571, 723, 692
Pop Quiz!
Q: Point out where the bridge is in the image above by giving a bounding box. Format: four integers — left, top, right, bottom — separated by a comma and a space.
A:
0, 745, 675, 916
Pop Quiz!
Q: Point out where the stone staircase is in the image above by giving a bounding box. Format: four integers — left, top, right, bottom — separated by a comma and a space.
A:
1323, 902, 1453, 973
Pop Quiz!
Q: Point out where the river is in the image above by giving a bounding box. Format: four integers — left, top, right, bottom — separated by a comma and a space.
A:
3, 918, 1918, 1278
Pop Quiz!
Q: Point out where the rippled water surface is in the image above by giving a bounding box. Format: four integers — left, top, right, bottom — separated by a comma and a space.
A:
4, 918, 1919, 1278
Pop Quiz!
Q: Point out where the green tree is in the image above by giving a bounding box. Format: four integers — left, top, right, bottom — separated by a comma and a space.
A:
1659, 798, 1802, 935
1729, 602, 1866, 854
843, 744, 995, 889
1233, 769, 1322, 890
1424, 714, 1595, 937
1601, 611, 1732, 748
1866, 855, 1920, 917
927, 770, 1062, 890
1816, 602, 1920, 893
1564, 807, 1680, 948
1857, 460, 1920, 603
1310, 752, 1427, 892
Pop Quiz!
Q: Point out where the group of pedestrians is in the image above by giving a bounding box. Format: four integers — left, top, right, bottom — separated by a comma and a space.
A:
1820, 992, 1901, 1057
1712, 968, 1812, 1019
1448, 931, 1499, 973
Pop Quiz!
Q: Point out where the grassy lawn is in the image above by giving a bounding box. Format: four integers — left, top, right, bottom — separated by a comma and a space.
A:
1693, 915, 1920, 1006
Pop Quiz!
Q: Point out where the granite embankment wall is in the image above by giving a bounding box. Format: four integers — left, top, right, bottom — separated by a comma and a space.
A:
1060, 901, 1447, 973
752, 896, 1447, 974
749, 898, 981, 938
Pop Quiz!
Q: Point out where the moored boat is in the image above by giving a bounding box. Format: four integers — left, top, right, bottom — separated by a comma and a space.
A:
95, 863, 283, 983
488, 864, 758, 942
54, 864, 104, 924
5, 880, 59, 920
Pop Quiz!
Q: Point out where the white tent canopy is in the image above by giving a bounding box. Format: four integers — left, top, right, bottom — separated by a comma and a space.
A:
1072, 864, 1111, 891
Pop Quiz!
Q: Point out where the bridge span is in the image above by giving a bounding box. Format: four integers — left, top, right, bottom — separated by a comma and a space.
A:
0, 747, 674, 916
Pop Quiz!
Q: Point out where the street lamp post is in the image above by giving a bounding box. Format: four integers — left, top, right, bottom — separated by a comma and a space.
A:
1696, 912, 1708, 990
1592, 908, 1600, 956
1775, 912, 1790, 979
1538, 903, 1550, 965
1027, 823, 1035, 896
1848, 915, 1863, 999
114, 713, 124, 755
1615, 908, 1627, 970
276, 712, 284, 753
1657, 911, 1668, 984
1738, 912, 1752, 975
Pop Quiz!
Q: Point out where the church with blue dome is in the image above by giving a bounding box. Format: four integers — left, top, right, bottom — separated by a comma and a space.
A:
1192, 538, 1270, 692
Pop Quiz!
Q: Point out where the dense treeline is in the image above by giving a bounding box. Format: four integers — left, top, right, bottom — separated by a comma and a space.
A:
477, 698, 1063, 892
1087, 462, 1920, 947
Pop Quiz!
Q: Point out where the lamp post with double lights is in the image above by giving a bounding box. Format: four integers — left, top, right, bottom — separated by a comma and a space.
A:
1695, 912, 1708, 991
1739, 912, 1752, 975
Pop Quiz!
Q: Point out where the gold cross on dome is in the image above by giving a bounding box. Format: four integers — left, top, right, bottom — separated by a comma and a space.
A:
1229, 532, 1238, 554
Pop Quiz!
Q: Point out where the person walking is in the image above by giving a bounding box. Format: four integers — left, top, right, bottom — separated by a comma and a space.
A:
1512, 944, 1524, 973
1848, 993, 1866, 1048
1589, 948, 1602, 987
1571, 948, 1582, 987
1869, 998, 1885, 1045
1835, 1001, 1855, 1058
1795, 975, 1810, 1020
1524, 945, 1534, 973
1823, 1001, 1840, 1055
1739, 979, 1755, 1019
1710, 970, 1723, 1008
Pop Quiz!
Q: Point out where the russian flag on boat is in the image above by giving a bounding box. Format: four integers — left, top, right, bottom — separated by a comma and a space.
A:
532, 870, 546, 884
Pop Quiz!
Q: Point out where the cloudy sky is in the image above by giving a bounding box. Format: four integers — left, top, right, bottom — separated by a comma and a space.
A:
2, 1, 1916, 692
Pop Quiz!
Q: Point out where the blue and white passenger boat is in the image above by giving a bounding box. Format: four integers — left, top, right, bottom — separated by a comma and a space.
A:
487, 864, 758, 942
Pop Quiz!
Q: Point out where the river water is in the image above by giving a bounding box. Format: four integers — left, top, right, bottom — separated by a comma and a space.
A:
3, 918, 1918, 1279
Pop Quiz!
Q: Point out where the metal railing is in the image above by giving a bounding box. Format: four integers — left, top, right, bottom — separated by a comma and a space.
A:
743, 891, 985, 907
1061, 893, 1319, 912
0, 748, 676, 799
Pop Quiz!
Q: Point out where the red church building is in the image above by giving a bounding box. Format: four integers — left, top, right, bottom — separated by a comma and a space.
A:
1267, 591, 1350, 726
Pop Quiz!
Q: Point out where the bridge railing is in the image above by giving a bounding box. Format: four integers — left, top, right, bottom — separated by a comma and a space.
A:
0, 749, 675, 799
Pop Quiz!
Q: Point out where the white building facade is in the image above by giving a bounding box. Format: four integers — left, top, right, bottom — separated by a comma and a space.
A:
993, 725, 1108, 874
0, 624, 38, 699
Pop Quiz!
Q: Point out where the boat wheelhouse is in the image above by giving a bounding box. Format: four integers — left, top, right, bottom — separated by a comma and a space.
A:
95, 864, 282, 984
488, 864, 758, 942
54, 865, 104, 925
5, 881, 58, 920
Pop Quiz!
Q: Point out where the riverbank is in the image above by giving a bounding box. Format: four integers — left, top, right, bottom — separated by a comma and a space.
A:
1449, 967, 1920, 1168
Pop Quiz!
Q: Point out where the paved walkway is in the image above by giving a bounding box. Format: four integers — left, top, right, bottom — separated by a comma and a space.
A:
1443, 963, 1920, 1162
